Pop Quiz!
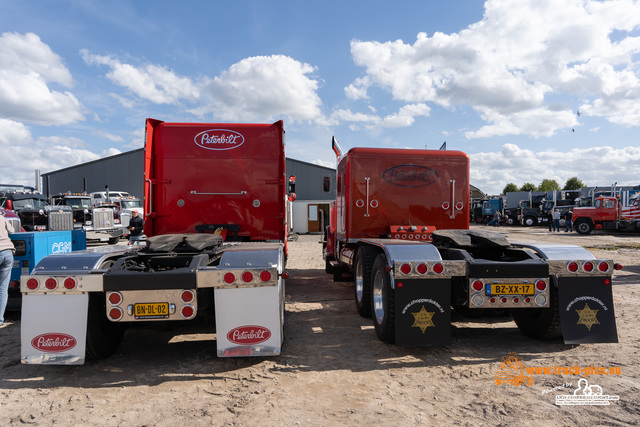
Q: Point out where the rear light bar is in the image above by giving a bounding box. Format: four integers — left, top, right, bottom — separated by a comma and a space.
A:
468, 278, 550, 308
552, 259, 615, 275
22, 276, 83, 293
394, 260, 466, 278
219, 268, 282, 287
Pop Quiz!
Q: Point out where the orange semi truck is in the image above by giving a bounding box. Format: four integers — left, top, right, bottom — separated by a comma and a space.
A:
324, 138, 621, 346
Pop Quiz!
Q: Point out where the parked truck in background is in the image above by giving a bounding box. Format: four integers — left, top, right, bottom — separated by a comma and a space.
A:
20, 119, 289, 365
50, 192, 124, 244
573, 195, 640, 234
1, 188, 73, 232
324, 138, 619, 347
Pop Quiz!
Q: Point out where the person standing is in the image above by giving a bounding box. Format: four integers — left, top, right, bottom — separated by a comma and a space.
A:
0, 211, 16, 326
552, 209, 561, 232
127, 210, 145, 245
564, 209, 573, 232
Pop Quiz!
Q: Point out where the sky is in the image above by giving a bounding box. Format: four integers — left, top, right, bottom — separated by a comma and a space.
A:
1, 0, 639, 195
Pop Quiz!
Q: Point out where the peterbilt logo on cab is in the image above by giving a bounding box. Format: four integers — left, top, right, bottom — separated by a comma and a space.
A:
382, 165, 439, 188
194, 129, 245, 150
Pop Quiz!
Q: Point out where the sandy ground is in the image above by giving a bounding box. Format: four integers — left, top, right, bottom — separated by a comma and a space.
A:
1, 225, 639, 426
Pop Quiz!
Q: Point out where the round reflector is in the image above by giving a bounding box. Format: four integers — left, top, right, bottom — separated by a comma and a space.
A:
501, 297, 507, 303
397, 282, 404, 288
281, 271, 289, 279
109, 307, 123, 320
181, 305, 194, 319
567, 262, 579, 272
513, 297, 519, 304
583, 261, 594, 272
432, 263, 444, 274
223, 273, 236, 284
604, 278, 611, 285
180, 290, 194, 303
535, 280, 547, 291
400, 263, 411, 275
63, 277, 77, 290
26, 278, 39, 290
489, 297, 496, 304
260, 270, 272, 282
598, 261, 609, 272
108, 292, 122, 305
45, 278, 57, 290
525, 297, 531, 303
416, 263, 428, 274
472, 280, 483, 291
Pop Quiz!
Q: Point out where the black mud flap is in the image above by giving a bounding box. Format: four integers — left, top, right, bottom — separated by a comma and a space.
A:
394, 278, 451, 346
557, 277, 618, 344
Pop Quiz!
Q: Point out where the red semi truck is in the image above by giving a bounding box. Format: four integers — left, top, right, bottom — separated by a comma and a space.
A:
20, 119, 289, 364
324, 138, 620, 346
573, 195, 640, 234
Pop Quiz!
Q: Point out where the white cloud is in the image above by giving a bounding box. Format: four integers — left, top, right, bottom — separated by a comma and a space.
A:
201, 55, 323, 123
81, 49, 201, 104
470, 143, 640, 195
347, 0, 640, 138
0, 32, 85, 125
0, 119, 99, 185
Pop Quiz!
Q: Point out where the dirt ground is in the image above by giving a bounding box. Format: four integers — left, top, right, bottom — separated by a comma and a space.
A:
1, 225, 639, 426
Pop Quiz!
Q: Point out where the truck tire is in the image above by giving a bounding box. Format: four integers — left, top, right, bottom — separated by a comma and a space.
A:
574, 220, 593, 235
325, 256, 335, 274
354, 246, 377, 318
108, 237, 120, 245
506, 216, 515, 226
86, 292, 125, 360
523, 216, 536, 227
512, 286, 561, 340
371, 253, 395, 343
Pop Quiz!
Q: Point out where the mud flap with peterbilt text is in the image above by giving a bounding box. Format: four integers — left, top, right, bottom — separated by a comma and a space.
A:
557, 276, 618, 344
21, 293, 89, 365
394, 278, 452, 346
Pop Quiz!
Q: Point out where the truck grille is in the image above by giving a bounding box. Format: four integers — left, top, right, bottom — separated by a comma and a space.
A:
92, 208, 115, 230
48, 211, 74, 231
8, 218, 21, 232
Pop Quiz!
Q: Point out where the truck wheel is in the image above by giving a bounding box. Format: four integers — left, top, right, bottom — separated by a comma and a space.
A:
108, 237, 120, 245
523, 216, 536, 226
325, 256, 335, 274
512, 286, 561, 340
371, 253, 395, 343
86, 292, 125, 360
506, 216, 515, 226
575, 220, 593, 235
354, 246, 376, 318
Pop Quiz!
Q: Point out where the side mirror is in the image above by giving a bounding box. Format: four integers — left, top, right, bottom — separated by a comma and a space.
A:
288, 176, 296, 201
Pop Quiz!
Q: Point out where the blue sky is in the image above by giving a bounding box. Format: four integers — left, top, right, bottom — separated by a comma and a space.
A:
1, 0, 639, 195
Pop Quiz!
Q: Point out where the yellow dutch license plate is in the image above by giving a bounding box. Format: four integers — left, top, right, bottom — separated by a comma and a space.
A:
134, 302, 169, 319
487, 284, 534, 296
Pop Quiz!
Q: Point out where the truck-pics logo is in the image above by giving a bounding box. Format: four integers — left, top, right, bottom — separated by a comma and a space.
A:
31, 333, 77, 352
227, 325, 271, 345
382, 165, 438, 188
495, 352, 535, 386
194, 129, 245, 150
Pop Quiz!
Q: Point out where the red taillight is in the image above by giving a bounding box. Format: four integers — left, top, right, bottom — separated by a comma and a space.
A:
614, 263, 623, 270
513, 297, 519, 303
525, 297, 531, 303
400, 263, 411, 274
535, 280, 547, 291
472, 280, 483, 291
597, 261, 609, 272
583, 261, 594, 272
223, 273, 236, 284
604, 278, 611, 285
108, 292, 122, 305
501, 297, 507, 303
416, 263, 428, 274
397, 282, 404, 288
432, 263, 444, 274
181, 305, 194, 318
45, 278, 58, 290
109, 307, 123, 320
260, 270, 272, 282
180, 290, 194, 303
26, 278, 39, 290
63, 277, 77, 290
281, 271, 289, 279
489, 297, 496, 303
242, 271, 254, 283
568, 262, 579, 272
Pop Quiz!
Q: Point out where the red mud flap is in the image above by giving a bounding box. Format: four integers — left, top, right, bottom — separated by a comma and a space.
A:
557, 277, 618, 344
394, 279, 451, 346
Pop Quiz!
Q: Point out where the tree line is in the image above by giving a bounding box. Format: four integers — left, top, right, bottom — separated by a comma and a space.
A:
502, 177, 585, 195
